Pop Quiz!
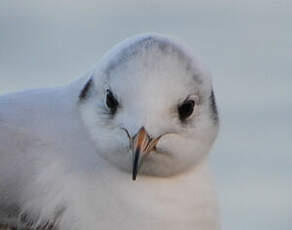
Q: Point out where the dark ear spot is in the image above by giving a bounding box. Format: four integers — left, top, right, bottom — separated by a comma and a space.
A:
210, 90, 219, 123
79, 79, 93, 100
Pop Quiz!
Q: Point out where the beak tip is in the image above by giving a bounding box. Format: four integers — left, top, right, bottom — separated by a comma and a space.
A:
132, 148, 140, 181
132, 168, 138, 181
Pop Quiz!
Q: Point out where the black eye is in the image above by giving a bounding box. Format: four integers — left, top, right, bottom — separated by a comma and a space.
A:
106, 89, 119, 114
178, 100, 195, 121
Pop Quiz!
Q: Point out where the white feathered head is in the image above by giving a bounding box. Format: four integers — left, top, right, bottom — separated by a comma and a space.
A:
78, 33, 219, 179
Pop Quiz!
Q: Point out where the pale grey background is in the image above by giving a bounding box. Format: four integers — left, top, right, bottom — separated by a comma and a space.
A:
0, 0, 291, 229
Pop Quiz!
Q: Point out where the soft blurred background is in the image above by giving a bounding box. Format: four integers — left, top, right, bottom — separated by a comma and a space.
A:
0, 0, 291, 229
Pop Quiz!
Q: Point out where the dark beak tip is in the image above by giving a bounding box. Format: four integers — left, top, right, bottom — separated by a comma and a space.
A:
132, 168, 138, 181
132, 148, 140, 181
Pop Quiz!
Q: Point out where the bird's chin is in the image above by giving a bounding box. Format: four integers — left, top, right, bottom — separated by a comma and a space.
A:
109, 149, 176, 178
103, 146, 195, 178
138, 152, 182, 178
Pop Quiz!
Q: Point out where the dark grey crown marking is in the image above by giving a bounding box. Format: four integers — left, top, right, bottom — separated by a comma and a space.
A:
103, 35, 202, 84
79, 78, 93, 100
209, 90, 219, 123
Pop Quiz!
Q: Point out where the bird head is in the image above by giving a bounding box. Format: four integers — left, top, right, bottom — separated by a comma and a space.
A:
78, 33, 219, 180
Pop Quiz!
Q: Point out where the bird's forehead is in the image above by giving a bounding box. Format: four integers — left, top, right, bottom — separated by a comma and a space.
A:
107, 60, 196, 112
102, 35, 203, 83
102, 35, 203, 101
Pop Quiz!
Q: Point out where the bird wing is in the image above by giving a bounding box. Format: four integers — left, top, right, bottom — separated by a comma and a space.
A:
0, 84, 99, 226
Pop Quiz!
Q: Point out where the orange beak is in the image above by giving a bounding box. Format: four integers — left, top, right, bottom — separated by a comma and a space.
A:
131, 127, 161, 180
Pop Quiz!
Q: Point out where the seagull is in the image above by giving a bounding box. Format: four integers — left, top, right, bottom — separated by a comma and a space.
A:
0, 33, 220, 230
